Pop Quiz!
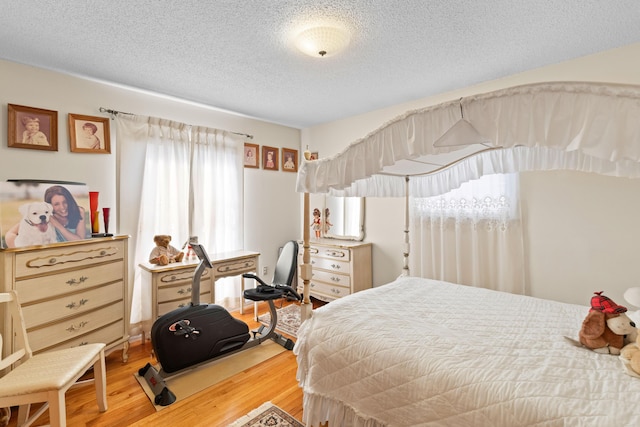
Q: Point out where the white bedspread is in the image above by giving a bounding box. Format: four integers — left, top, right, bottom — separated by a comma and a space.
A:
294, 277, 640, 426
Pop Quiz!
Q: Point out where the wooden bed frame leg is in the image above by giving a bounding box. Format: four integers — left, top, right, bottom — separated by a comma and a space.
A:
301, 191, 313, 321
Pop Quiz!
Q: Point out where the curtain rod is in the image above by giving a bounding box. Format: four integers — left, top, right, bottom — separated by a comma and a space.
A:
98, 107, 254, 139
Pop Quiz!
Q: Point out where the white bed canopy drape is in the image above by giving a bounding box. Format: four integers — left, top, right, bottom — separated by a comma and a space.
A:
296, 81, 640, 198
295, 81, 640, 318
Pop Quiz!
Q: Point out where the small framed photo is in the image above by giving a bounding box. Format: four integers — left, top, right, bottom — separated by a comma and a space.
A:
310, 151, 319, 160
282, 147, 298, 172
8, 104, 58, 151
68, 113, 111, 154
244, 142, 259, 168
262, 146, 279, 171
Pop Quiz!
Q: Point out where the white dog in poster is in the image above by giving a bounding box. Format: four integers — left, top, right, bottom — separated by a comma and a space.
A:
14, 202, 57, 247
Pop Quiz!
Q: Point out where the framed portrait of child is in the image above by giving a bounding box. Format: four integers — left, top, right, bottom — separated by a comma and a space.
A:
7, 104, 58, 152
68, 113, 111, 154
262, 145, 279, 171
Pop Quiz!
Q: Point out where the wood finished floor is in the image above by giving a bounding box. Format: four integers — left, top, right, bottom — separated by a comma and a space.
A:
6, 300, 318, 427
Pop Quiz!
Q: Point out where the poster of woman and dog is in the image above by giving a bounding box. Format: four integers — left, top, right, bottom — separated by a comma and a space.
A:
0, 180, 92, 249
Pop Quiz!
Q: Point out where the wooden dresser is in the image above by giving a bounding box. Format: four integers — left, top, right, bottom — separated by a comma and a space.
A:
298, 239, 372, 302
0, 235, 130, 361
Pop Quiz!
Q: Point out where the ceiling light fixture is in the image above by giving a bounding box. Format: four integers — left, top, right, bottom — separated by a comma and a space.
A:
294, 26, 351, 58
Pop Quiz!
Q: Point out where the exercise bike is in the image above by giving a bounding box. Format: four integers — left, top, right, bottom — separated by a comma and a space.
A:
139, 241, 301, 406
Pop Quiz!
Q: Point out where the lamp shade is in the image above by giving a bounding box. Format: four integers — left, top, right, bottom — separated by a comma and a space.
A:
295, 26, 351, 57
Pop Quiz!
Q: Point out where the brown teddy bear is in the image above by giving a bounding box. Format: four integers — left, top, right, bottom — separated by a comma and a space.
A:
620, 333, 640, 378
579, 291, 637, 355
149, 235, 184, 266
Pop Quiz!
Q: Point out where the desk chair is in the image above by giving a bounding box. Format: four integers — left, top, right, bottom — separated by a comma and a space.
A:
0, 291, 107, 427
243, 240, 301, 348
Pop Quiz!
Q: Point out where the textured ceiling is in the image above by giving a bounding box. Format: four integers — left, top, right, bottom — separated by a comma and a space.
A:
1, 1, 639, 129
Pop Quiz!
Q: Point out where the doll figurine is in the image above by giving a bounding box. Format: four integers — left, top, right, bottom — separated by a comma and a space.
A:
311, 208, 322, 238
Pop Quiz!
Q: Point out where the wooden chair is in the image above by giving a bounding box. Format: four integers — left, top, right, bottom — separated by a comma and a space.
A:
0, 291, 107, 427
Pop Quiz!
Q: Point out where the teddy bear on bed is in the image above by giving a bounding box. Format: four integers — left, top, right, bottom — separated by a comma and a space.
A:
620, 332, 640, 378
149, 235, 184, 266
578, 291, 638, 355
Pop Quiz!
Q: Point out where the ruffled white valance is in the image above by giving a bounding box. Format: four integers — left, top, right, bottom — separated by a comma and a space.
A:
297, 82, 640, 197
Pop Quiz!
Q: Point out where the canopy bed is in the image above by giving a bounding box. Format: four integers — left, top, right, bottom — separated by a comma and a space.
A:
293, 82, 640, 426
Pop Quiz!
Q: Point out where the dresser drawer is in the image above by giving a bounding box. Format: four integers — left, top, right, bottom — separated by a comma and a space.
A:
22, 281, 123, 328
157, 266, 210, 285
310, 256, 350, 273
39, 320, 126, 354
308, 279, 350, 299
157, 292, 212, 317
157, 278, 211, 303
14, 240, 124, 278
307, 268, 351, 287
214, 257, 257, 276
16, 261, 124, 303
27, 301, 124, 352
312, 246, 350, 261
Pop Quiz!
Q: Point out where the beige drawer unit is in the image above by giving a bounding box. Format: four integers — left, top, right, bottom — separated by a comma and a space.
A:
0, 236, 130, 361
298, 240, 372, 303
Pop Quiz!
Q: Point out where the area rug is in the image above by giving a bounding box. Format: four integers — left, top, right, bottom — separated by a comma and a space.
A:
228, 401, 304, 427
134, 340, 285, 411
257, 304, 301, 337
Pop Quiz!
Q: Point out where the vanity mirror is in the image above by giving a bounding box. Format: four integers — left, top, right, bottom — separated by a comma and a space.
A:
322, 195, 365, 241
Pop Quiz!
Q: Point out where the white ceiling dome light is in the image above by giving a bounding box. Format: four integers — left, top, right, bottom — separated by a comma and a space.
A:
294, 25, 351, 58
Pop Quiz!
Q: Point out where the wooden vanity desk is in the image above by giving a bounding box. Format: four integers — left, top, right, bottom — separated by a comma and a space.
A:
139, 250, 260, 340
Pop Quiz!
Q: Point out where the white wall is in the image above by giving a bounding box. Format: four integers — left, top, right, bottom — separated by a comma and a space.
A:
0, 59, 301, 296
521, 171, 640, 306
302, 42, 640, 306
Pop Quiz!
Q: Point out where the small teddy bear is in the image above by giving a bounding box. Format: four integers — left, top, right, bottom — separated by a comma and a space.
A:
620, 333, 640, 378
149, 235, 184, 266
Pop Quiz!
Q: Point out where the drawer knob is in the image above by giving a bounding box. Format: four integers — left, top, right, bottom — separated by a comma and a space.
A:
331, 276, 341, 282
177, 287, 192, 295
66, 299, 89, 309
330, 264, 341, 270
49, 258, 57, 264
66, 321, 89, 332
331, 288, 342, 294
66, 276, 89, 286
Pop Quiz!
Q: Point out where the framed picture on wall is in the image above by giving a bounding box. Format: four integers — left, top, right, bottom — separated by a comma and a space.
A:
244, 142, 259, 168
262, 145, 279, 171
7, 104, 58, 151
68, 113, 111, 154
310, 151, 319, 160
282, 147, 298, 172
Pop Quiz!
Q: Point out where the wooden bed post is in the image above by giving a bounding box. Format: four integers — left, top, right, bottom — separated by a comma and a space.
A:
300, 151, 313, 321
402, 175, 410, 276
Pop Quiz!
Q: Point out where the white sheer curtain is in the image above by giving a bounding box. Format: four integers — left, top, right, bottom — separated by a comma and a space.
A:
190, 126, 244, 313
409, 173, 525, 294
116, 116, 243, 338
